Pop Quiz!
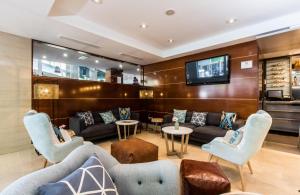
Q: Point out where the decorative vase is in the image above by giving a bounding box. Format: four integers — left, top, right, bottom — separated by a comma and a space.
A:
175, 121, 179, 130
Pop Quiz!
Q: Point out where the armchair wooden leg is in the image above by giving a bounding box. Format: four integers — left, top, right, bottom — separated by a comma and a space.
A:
43, 159, 48, 168
247, 161, 253, 174
237, 165, 245, 191
208, 154, 213, 162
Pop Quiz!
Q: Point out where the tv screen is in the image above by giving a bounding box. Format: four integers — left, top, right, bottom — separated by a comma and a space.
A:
185, 55, 230, 85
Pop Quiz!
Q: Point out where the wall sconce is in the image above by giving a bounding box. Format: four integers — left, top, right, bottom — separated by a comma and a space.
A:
139, 90, 154, 99
34, 84, 59, 99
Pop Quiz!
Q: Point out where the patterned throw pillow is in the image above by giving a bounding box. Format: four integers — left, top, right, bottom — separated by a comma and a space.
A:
77, 111, 94, 126
173, 109, 187, 123
37, 155, 118, 195
119, 107, 131, 120
100, 111, 117, 124
224, 127, 244, 145
191, 112, 207, 126
219, 112, 237, 130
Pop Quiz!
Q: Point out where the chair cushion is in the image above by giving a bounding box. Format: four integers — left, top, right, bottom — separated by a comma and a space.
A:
191, 112, 207, 126
80, 123, 117, 139
173, 109, 187, 123
76, 111, 94, 126
100, 111, 117, 124
206, 112, 222, 126
119, 107, 131, 120
111, 138, 158, 163
37, 154, 118, 195
180, 160, 230, 195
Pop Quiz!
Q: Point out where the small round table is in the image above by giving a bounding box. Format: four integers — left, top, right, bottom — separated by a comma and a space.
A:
162, 126, 193, 159
116, 120, 139, 140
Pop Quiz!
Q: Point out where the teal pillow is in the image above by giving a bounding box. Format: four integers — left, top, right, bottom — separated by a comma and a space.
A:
173, 109, 187, 123
219, 112, 237, 130
99, 111, 117, 124
119, 107, 131, 120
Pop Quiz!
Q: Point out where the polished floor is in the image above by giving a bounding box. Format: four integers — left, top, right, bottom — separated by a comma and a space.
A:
0, 131, 300, 195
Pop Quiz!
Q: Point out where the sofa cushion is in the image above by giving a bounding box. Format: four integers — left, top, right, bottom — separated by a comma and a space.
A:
119, 107, 131, 120
173, 109, 187, 123
76, 111, 94, 126
185, 111, 193, 123
80, 123, 117, 139
111, 108, 120, 120
162, 122, 196, 129
37, 154, 118, 195
92, 111, 104, 124
191, 112, 207, 126
100, 111, 117, 124
192, 126, 227, 140
206, 112, 222, 126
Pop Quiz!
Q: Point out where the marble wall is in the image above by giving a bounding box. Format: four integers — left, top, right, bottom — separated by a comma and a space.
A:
0, 31, 32, 154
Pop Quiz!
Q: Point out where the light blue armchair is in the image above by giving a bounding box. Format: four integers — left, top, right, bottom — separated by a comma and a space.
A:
23, 110, 86, 167
202, 110, 272, 191
1, 144, 180, 195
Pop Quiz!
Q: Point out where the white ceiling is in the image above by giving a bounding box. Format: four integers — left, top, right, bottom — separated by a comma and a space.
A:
1, 0, 300, 65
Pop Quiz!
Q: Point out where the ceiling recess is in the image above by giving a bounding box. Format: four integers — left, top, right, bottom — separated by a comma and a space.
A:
58, 35, 101, 49
120, 53, 143, 61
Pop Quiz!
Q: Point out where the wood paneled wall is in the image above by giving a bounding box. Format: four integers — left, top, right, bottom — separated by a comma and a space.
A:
143, 41, 259, 119
32, 76, 143, 126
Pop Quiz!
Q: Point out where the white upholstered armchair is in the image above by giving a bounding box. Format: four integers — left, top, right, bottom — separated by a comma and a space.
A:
23, 111, 86, 167
202, 110, 272, 191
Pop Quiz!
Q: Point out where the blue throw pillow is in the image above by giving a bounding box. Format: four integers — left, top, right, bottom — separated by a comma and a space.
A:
100, 111, 117, 124
119, 107, 131, 120
173, 109, 187, 123
37, 154, 118, 195
219, 112, 237, 130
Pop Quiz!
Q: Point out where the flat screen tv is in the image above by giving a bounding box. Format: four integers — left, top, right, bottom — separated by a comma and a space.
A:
185, 55, 230, 85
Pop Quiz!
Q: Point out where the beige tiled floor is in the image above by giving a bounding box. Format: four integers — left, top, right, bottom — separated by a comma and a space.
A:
1, 131, 300, 195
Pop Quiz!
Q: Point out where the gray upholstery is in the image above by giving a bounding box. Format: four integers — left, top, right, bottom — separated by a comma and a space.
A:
1, 144, 180, 195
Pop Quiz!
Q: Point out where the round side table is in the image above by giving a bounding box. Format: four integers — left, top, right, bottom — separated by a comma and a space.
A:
162, 126, 193, 159
116, 120, 139, 140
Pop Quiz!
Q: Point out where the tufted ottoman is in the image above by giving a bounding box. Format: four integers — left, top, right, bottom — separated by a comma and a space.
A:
111, 138, 158, 163
180, 160, 231, 195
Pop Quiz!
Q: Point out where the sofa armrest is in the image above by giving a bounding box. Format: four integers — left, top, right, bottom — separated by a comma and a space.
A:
109, 160, 180, 195
69, 117, 85, 135
131, 112, 140, 121
232, 119, 245, 130
163, 114, 173, 124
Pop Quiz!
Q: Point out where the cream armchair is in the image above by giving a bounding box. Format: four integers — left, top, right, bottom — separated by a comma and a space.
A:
23, 110, 86, 167
202, 110, 272, 191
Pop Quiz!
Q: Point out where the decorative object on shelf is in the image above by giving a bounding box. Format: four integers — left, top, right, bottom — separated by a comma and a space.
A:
33, 84, 59, 99
173, 117, 179, 130
139, 89, 154, 99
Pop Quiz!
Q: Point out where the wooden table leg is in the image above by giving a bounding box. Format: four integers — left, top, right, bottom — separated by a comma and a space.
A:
117, 125, 121, 140
164, 133, 170, 155
124, 125, 126, 139
171, 134, 175, 152
179, 135, 185, 158
134, 124, 137, 136
184, 134, 189, 153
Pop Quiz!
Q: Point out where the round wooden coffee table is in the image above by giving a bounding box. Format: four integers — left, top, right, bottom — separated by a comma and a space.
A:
116, 120, 139, 140
162, 126, 193, 159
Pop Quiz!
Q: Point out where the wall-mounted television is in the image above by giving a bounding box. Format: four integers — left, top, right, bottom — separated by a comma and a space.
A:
185, 55, 230, 85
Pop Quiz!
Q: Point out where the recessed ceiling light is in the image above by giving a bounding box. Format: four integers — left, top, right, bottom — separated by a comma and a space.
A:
168, 39, 174, 43
95, 59, 99, 63
119, 64, 123, 69
92, 0, 103, 4
78, 56, 88, 60
137, 68, 140, 72
226, 18, 237, 24
42, 55, 47, 59
78, 51, 87, 55
165, 9, 175, 16
140, 23, 148, 29
63, 53, 68, 57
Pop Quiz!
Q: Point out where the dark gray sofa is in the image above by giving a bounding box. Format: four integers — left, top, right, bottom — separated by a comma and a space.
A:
162, 111, 244, 144
69, 108, 140, 141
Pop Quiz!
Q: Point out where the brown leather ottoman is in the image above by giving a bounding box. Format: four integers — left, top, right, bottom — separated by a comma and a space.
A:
180, 160, 230, 195
111, 138, 158, 163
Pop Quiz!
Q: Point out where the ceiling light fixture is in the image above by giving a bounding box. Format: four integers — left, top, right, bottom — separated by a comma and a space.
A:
92, 0, 103, 4
226, 18, 237, 24
168, 39, 174, 43
137, 68, 140, 72
63, 53, 68, 57
42, 55, 47, 59
140, 23, 148, 29
78, 56, 88, 60
95, 59, 99, 63
165, 9, 175, 16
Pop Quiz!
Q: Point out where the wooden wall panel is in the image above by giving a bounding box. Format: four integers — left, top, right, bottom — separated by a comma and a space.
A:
32, 76, 143, 126
143, 41, 259, 119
